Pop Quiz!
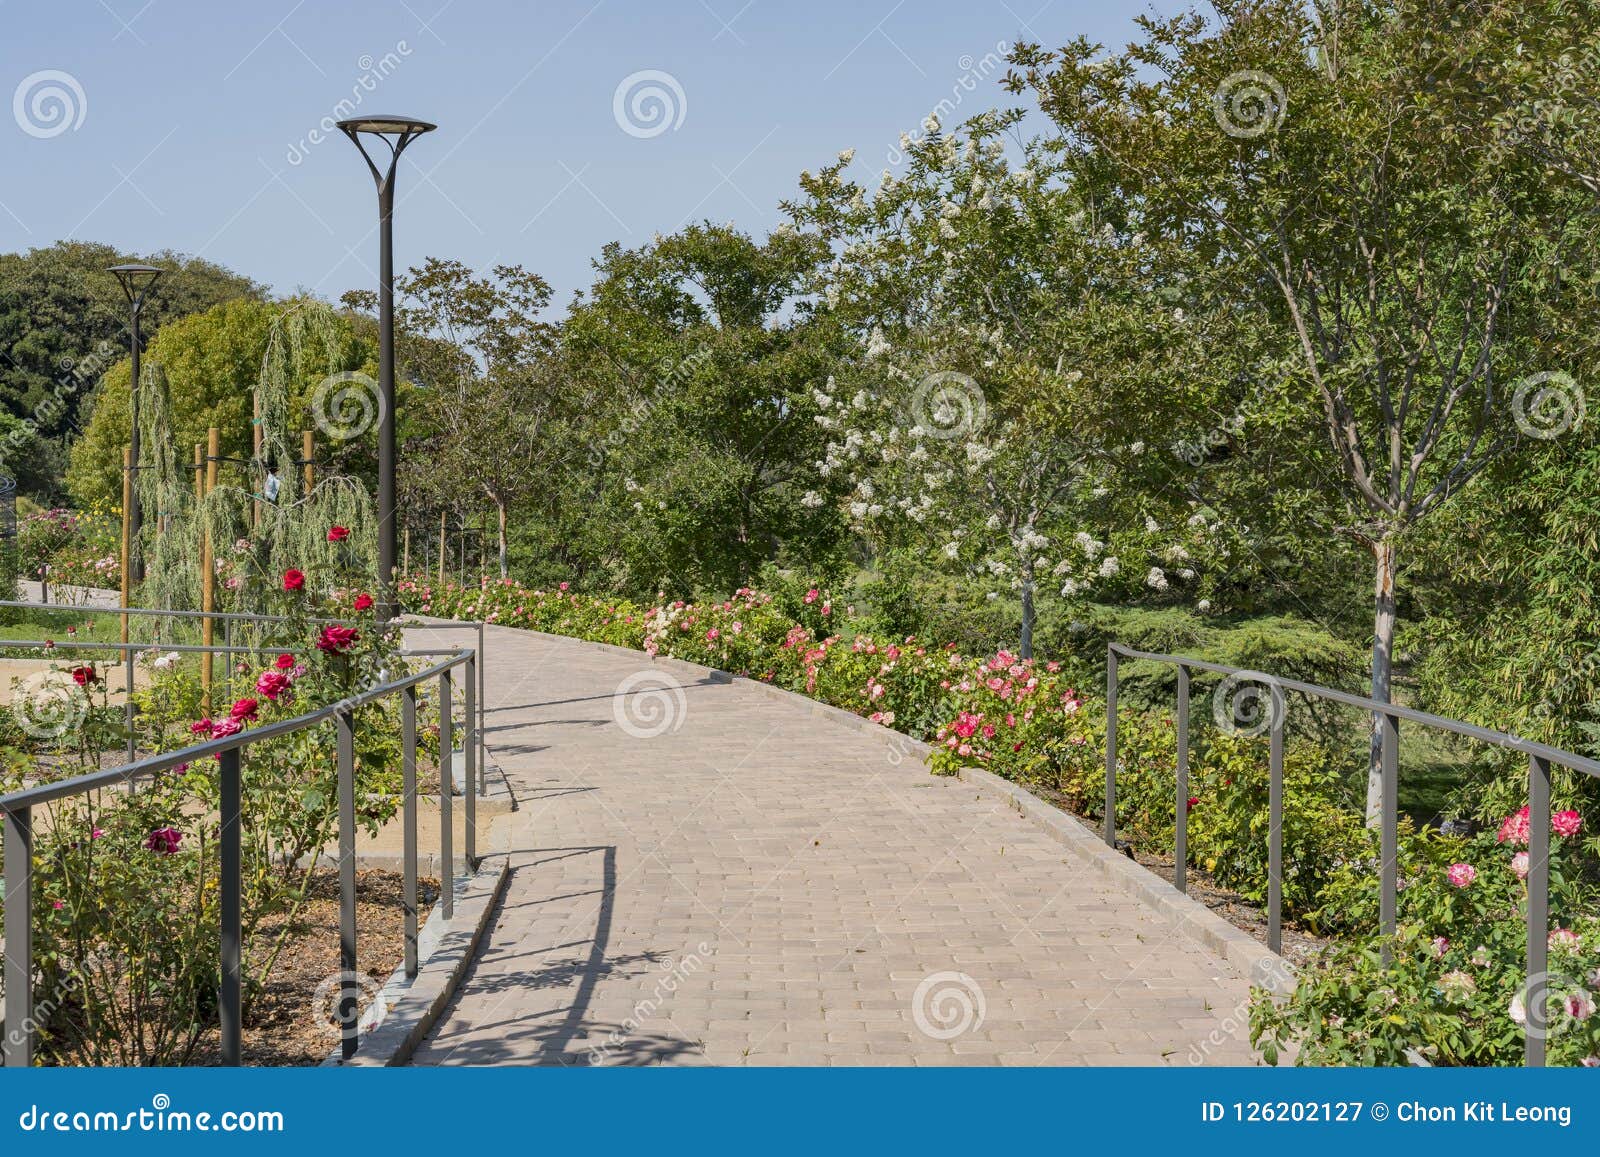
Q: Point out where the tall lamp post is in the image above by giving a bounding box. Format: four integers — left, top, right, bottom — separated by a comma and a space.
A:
336, 115, 435, 622
108, 262, 165, 595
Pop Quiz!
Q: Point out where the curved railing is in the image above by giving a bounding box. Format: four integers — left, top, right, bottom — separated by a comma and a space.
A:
1105, 642, 1600, 1067
0, 624, 482, 1067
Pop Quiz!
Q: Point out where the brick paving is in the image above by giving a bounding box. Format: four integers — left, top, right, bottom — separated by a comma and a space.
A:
406, 624, 1262, 1066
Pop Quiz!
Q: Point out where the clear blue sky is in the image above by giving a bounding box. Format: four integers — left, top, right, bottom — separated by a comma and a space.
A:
1, 0, 1172, 311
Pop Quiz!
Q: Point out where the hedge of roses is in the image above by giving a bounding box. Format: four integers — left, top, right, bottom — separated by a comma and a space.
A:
0, 532, 450, 1065
408, 575, 1600, 1067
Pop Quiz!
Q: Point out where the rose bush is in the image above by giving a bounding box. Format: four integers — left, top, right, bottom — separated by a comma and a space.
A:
0, 535, 445, 1064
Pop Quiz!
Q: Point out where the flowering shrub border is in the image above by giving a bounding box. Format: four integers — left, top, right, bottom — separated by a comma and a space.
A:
404, 575, 1600, 1068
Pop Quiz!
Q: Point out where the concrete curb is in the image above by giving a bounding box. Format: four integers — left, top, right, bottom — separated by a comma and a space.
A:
327, 853, 511, 1067
455, 623, 1296, 994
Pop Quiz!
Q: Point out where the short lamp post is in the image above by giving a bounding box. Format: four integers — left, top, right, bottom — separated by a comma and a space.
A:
336, 115, 435, 623
108, 262, 165, 594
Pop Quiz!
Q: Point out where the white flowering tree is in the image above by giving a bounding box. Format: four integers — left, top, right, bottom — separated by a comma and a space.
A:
786, 113, 1228, 655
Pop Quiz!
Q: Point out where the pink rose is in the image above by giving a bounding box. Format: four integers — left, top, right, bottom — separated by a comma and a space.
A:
1553, 809, 1582, 838
1445, 862, 1478, 888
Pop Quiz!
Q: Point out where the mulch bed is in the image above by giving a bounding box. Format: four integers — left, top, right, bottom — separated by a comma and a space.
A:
218, 868, 442, 1066
46, 868, 439, 1067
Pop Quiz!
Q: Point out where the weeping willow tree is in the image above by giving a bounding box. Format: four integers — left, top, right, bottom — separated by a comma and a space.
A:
139, 300, 378, 620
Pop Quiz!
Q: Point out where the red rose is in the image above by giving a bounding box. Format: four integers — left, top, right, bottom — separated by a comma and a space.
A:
316, 625, 360, 655
255, 671, 290, 701
190, 718, 214, 737
282, 569, 306, 592
353, 592, 374, 611
327, 526, 350, 543
143, 827, 183, 855
274, 653, 295, 670
229, 697, 260, 722
70, 665, 97, 687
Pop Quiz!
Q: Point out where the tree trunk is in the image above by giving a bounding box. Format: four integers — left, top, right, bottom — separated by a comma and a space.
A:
1019, 576, 1035, 661
497, 502, 509, 580
1366, 537, 1397, 827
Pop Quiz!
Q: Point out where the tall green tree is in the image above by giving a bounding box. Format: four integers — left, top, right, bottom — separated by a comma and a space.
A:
344, 258, 566, 579
1008, 0, 1597, 819
0, 241, 263, 498
560, 223, 850, 595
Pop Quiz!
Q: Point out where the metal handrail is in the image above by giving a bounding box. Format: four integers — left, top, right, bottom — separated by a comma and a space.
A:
1, 645, 481, 1067
1104, 642, 1592, 1067
0, 600, 489, 800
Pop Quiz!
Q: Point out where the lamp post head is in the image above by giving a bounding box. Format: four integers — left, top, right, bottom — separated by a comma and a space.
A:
337, 116, 436, 190
108, 263, 166, 308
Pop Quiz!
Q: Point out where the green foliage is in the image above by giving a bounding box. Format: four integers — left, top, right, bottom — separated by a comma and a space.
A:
0, 241, 263, 500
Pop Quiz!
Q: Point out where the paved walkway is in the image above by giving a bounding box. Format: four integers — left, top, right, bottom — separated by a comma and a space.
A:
406, 624, 1261, 1066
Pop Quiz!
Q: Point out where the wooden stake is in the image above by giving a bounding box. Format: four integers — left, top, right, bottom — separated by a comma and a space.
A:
194, 443, 204, 504
120, 446, 132, 645
201, 427, 220, 710
302, 429, 314, 495
403, 526, 411, 577
438, 511, 447, 583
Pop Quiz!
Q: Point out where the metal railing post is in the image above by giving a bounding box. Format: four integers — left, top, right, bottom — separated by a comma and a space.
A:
1267, 692, 1284, 956
1104, 645, 1118, 848
402, 685, 419, 979
219, 746, 242, 1066
477, 621, 487, 797
3, 805, 33, 1067
336, 709, 358, 1060
124, 649, 136, 762
1526, 753, 1551, 1067
1174, 664, 1189, 894
464, 653, 476, 866
439, 668, 454, 920
1379, 712, 1399, 964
